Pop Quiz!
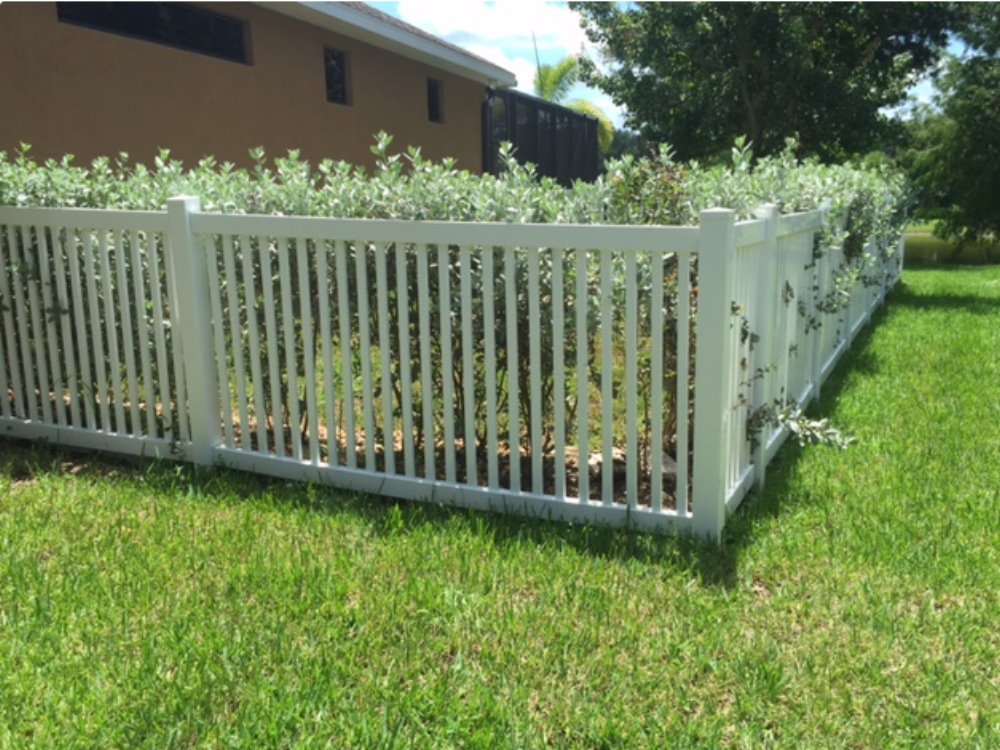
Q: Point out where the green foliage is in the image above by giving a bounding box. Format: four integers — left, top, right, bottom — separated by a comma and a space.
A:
0, 134, 908, 235
903, 5, 1000, 242
570, 1, 957, 161
532, 55, 580, 103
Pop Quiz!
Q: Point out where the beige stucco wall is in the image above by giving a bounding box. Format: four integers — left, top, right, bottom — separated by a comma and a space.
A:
0, 3, 486, 171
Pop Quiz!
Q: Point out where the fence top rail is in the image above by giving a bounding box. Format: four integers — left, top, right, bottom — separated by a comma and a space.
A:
0, 205, 169, 232
777, 209, 824, 237
190, 211, 701, 254
735, 219, 766, 248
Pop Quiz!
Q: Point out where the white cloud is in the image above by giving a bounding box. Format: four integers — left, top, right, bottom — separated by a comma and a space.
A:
395, 0, 590, 60
458, 43, 537, 91
381, 1, 623, 126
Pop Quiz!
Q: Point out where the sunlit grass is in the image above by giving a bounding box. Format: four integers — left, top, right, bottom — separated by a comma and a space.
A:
1, 266, 998, 748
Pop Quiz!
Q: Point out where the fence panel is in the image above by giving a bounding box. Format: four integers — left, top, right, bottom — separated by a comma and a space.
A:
189, 211, 701, 531
0, 207, 183, 457
0, 202, 903, 539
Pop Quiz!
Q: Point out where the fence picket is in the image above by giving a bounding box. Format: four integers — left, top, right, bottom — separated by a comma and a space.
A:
394, 244, 415, 477
355, 240, 375, 470
527, 246, 542, 494
10, 226, 40, 422
298, 237, 320, 464
599, 250, 614, 504
22, 226, 53, 425
416, 244, 434, 478
53, 227, 81, 428
205, 237, 234, 448
575, 247, 589, 502
676, 253, 691, 516
0, 226, 23, 418
224, 235, 249, 450
625, 250, 638, 509
67, 228, 97, 429
113, 229, 140, 435
98, 230, 123, 431
483, 246, 499, 489
317, 241, 336, 465
258, 238, 283, 457
374, 241, 395, 473
38, 226, 65, 427
438, 244, 456, 483
335, 239, 355, 468
82, 229, 108, 430
275, 237, 300, 459
460, 244, 477, 485
504, 245, 520, 492
162, 235, 189, 443
650, 253, 664, 512
242, 235, 269, 455
552, 247, 566, 499
129, 230, 154, 437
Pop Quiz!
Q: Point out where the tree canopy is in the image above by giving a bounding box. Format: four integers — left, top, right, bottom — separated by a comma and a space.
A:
904, 5, 1000, 240
570, 2, 956, 162
532, 56, 580, 103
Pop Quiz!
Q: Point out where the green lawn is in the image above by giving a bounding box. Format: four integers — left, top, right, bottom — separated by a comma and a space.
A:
2, 267, 998, 748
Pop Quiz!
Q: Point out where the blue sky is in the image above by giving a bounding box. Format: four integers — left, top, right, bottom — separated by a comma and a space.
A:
370, 1, 627, 126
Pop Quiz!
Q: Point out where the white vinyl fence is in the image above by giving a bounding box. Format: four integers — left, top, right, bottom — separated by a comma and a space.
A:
0, 199, 902, 539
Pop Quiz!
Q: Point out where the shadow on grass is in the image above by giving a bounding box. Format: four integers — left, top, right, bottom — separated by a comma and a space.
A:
887, 278, 1000, 316
0, 298, 905, 591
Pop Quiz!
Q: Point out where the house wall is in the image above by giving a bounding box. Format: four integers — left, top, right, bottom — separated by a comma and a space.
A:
0, 3, 487, 171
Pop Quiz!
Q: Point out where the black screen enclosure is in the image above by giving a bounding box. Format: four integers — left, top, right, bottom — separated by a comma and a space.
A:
483, 88, 600, 186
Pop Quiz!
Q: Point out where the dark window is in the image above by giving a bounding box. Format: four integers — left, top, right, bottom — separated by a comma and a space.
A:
56, 2, 248, 64
324, 48, 349, 105
427, 78, 443, 123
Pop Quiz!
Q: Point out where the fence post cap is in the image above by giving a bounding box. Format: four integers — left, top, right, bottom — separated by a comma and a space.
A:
753, 203, 779, 219
167, 195, 201, 209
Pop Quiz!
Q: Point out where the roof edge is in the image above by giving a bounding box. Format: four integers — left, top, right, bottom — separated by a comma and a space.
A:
255, 2, 517, 87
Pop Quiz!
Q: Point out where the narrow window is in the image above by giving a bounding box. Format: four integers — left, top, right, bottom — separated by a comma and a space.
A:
325, 48, 349, 105
56, 2, 249, 64
427, 78, 443, 123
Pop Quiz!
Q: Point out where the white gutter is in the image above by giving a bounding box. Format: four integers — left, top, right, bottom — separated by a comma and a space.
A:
256, 2, 517, 87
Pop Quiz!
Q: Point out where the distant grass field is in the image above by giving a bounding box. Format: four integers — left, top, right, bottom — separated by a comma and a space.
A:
1, 266, 998, 748
905, 221, 1000, 264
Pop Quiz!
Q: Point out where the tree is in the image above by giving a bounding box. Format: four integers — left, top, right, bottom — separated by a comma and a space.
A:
570, 2, 956, 161
905, 5, 1000, 240
533, 54, 615, 155
533, 56, 580, 103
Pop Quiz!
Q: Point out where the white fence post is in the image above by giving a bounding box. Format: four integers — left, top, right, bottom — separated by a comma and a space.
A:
167, 196, 220, 466
692, 209, 737, 541
752, 204, 778, 493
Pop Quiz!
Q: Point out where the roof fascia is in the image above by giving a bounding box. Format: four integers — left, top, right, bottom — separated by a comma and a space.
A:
257, 2, 517, 87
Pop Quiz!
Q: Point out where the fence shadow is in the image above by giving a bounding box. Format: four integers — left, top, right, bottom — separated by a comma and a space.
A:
889, 279, 1000, 316
0, 301, 895, 592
